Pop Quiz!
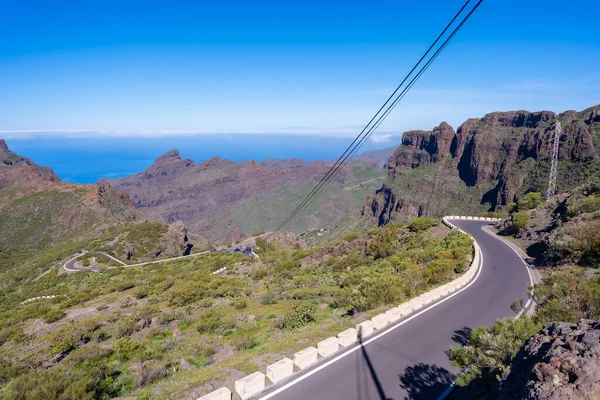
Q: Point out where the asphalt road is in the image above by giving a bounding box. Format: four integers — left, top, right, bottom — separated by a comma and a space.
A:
258, 220, 532, 400
63, 253, 99, 272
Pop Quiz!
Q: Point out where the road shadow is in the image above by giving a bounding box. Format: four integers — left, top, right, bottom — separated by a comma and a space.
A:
357, 330, 394, 400
451, 326, 472, 346
398, 363, 454, 400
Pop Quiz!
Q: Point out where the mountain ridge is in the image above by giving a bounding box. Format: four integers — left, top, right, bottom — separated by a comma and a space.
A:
364, 104, 600, 225
107, 150, 386, 241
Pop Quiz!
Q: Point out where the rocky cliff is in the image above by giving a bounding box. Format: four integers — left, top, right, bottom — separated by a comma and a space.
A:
0, 139, 61, 191
498, 320, 600, 400
364, 105, 600, 225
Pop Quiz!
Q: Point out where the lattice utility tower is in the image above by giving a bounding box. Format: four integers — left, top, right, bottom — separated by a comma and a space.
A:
546, 120, 561, 200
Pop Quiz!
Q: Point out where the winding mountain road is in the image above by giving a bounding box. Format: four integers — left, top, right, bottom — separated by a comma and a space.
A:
258, 220, 533, 400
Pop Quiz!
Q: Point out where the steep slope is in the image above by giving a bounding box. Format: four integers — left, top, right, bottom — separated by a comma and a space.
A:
0, 141, 147, 271
108, 151, 386, 241
364, 105, 600, 225
496, 178, 600, 267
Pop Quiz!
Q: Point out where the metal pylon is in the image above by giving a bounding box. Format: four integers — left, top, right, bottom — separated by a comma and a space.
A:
546, 120, 561, 199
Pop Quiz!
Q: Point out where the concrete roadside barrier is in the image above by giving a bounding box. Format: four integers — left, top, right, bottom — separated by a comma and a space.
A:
197, 387, 231, 400
293, 347, 318, 370
418, 293, 433, 306
267, 358, 294, 384
356, 320, 374, 338
372, 313, 388, 330
337, 328, 357, 347
234, 371, 265, 400
408, 297, 424, 312
386, 306, 402, 323
317, 337, 339, 358
397, 303, 412, 317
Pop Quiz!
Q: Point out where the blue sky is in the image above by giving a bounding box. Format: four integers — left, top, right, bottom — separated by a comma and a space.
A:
1, 0, 599, 143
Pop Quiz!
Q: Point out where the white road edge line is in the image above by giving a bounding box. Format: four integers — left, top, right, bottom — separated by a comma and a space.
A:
257, 224, 485, 400
479, 226, 535, 317
437, 224, 537, 400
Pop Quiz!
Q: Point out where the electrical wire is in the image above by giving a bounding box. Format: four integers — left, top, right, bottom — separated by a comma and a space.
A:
275, 0, 483, 231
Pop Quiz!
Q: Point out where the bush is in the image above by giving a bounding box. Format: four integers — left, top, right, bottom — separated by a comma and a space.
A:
198, 298, 213, 308
43, 308, 64, 323
366, 228, 397, 259
233, 299, 248, 310
113, 336, 141, 361
450, 316, 539, 388
517, 192, 542, 211
342, 232, 361, 242
561, 221, 600, 266
350, 274, 402, 311
195, 309, 221, 334
113, 317, 136, 339
409, 217, 438, 232
511, 212, 530, 234
232, 328, 258, 350
261, 292, 278, 305
568, 194, 600, 217
533, 269, 600, 323
281, 301, 317, 330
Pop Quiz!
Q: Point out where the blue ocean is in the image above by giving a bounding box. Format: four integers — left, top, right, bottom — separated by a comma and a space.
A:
5, 135, 395, 184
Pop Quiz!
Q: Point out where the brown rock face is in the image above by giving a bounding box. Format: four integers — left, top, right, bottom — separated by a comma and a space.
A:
499, 320, 600, 400
364, 105, 600, 225
0, 139, 61, 191
386, 122, 456, 175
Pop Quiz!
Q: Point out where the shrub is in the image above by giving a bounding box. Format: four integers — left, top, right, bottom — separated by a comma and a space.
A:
449, 316, 539, 388
350, 274, 402, 311
567, 194, 600, 217
232, 328, 259, 350
43, 308, 64, 323
198, 298, 213, 308
408, 217, 438, 232
533, 269, 600, 323
562, 221, 600, 266
281, 301, 317, 330
517, 192, 542, 211
113, 336, 141, 361
113, 317, 136, 339
260, 292, 277, 305
342, 232, 361, 242
195, 309, 221, 334
511, 212, 530, 234
366, 228, 397, 259
233, 299, 248, 310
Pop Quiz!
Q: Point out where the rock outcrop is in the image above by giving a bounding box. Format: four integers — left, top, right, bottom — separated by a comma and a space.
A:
499, 320, 600, 399
0, 139, 61, 190
364, 105, 600, 225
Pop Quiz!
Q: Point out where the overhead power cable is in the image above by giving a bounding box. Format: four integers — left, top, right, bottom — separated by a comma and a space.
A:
275, 0, 483, 232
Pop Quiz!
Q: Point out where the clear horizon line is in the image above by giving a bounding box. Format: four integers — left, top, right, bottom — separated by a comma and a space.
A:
0, 128, 405, 140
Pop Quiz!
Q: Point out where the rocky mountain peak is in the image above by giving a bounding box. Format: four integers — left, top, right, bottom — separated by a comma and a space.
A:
0, 139, 61, 188
153, 149, 182, 165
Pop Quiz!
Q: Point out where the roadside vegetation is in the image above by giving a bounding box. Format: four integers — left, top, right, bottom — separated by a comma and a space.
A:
450, 178, 600, 397
0, 217, 473, 399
